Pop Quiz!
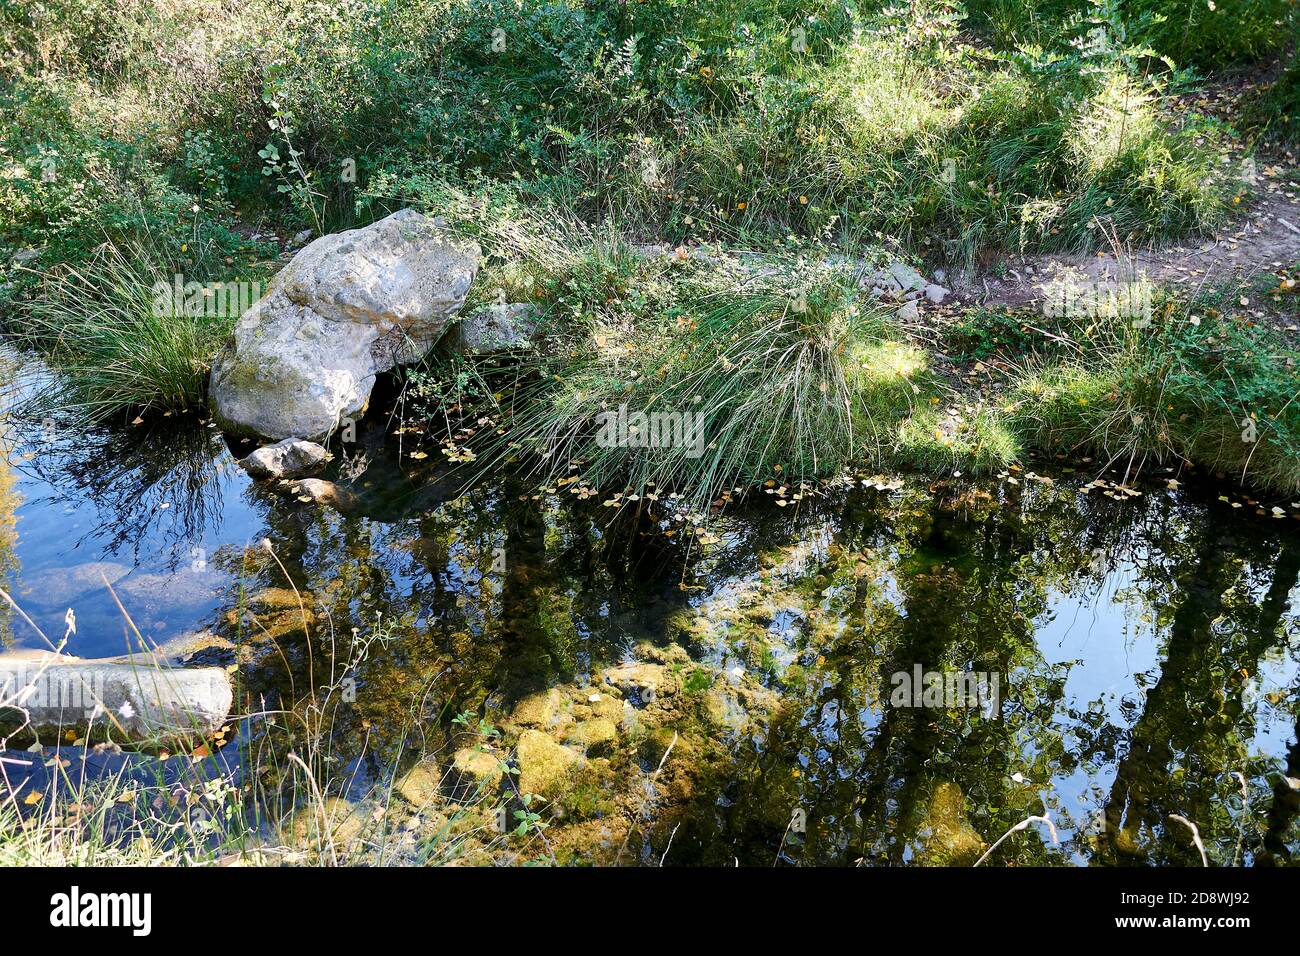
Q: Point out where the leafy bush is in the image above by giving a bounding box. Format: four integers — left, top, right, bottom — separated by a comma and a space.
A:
966, 0, 1296, 69
0, 74, 254, 277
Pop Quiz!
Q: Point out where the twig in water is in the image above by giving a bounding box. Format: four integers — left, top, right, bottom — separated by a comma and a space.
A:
973, 811, 1059, 866
1168, 814, 1208, 867
615, 731, 677, 866
660, 823, 680, 866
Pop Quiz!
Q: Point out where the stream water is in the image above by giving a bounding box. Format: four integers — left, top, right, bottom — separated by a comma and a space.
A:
1, 349, 1298, 866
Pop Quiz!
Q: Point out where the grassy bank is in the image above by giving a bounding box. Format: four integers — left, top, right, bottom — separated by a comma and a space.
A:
1, 1, 1296, 478
5, 0, 1284, 265
402, 218, 1300, 498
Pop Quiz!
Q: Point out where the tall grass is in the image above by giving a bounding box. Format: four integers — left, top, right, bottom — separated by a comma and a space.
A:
1008, 283, 1300, 493
405, 239, 996, 508
9, 242, 239, 422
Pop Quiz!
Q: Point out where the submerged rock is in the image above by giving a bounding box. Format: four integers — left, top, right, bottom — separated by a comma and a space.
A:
511, 687, 570, 731
283, 796, 365, 851
395, 757, 443, 807
516, 729, 585, 799
448, 747, 504, 801
239, 437, 328, 479
0, 651, 232, 742
210, 209, 480, 441
564, 718, 618, 756
291, 478, 357, 511
601, 662, 671, 707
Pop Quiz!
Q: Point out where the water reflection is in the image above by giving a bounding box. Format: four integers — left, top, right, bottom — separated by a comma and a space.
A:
0, 378, 1297, 864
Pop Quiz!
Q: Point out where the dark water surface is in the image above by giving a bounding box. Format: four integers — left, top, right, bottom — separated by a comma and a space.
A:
2, 353, 1298, 866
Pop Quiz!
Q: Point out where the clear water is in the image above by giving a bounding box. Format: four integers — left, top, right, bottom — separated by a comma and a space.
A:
1, 350, 1298, 866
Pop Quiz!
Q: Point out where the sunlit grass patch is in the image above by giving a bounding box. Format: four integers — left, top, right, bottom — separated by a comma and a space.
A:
894, 404, 1022, 475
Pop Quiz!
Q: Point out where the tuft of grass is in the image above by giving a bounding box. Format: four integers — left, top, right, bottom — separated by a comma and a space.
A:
8, 241, 250, 421
413, 249, 938, 508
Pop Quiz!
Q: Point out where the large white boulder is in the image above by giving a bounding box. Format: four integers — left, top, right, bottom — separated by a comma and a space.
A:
209, 209, 480, 440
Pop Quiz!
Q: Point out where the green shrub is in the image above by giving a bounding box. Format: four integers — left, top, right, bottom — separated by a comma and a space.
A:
1124, 0, 1296, 69
0, 76, 252, 271
966, 0, 1296, 69
947, 64, 1230, 260
1244, 53, 1300, 144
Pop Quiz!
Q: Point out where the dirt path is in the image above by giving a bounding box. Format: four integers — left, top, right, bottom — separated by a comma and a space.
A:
959, 182, 1300, 310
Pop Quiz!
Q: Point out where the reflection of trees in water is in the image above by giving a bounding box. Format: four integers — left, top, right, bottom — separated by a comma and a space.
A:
212, 465, 1300, 865
16, 415, 233, 566
627, 482, 1300, 866
1096, 530, 1300, 866
0, 447, 20, 647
